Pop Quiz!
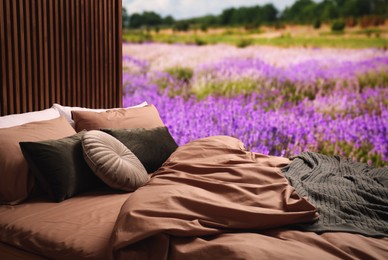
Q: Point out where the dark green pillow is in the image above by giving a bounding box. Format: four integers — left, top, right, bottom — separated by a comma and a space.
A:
19, 131, 103, 202
101, 127, 178, 173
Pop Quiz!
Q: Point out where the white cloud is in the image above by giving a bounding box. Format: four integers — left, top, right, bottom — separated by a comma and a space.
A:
123, 0, 298, 19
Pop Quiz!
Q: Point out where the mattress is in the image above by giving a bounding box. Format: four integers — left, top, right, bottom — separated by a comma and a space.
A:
0, 191, 129, 259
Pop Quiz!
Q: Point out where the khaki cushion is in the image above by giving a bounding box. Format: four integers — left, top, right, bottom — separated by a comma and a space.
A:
72, 105, 164, 132
82, 131, 149, 191
52, 101, 148, 127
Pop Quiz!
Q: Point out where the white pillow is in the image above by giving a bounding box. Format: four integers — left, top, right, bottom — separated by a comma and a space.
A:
0, 108, 60, 128
52, 102, 148, 127
82, 130, 149, 191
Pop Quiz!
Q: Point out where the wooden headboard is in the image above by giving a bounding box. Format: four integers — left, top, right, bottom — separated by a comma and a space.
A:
0, 0, 122, 116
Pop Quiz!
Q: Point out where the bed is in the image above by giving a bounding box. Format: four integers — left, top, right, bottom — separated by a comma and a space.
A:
1, 1, 387, 258
0, 104, 387, 260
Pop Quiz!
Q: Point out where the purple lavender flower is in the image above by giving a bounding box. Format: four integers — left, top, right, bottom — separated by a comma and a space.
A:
122, 44, 388, 166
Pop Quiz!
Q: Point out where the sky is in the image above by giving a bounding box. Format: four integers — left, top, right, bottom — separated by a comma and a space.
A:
122, 0, 300, 20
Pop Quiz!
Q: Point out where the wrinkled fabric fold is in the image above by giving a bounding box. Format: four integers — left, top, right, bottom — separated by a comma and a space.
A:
110, 136, 318, 259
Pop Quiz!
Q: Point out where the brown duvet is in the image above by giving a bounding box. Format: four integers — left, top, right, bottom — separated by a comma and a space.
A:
109, 136, 388, 259
1, 136, 387, 259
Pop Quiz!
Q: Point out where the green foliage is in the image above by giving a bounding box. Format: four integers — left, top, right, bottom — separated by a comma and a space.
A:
138, 29, 388, 49
318, 140, 384, 167
220, 4, 277, 27
282, 0, 318, 23
357, 70, 388, 91
281, 0, 387, 25
130, 11, 163, 29
173, 21, 190, 32
124, 0, 387, 30
164, 67, 194, 83
123, 30, 153, 43
200, 24, 208, 32
128, 11, 174, 29
331, 20, 346, 32
193, 78, 259, 99
122, 7, 130, 29
236, 38, 253, 48
313, 19, 321, 29
194, 37, 207, 46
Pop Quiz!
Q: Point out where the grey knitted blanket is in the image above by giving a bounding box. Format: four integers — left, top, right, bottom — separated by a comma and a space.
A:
281, 152, 388, 237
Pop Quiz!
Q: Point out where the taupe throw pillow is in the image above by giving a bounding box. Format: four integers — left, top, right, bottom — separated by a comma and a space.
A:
82, 130, 149, 191
0, 116, 76, 204
72, 105, 165, 132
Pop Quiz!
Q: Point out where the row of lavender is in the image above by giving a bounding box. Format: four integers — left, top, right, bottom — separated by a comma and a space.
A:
122, 43, 388, 166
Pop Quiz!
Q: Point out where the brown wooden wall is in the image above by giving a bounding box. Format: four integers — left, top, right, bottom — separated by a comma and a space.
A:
0, 0, 122, 116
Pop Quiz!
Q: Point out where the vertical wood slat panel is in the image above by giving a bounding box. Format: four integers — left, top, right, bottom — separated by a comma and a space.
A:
31, 0, 39, 111
117, 0, 122, 107
5, 1, 14, 113
18, 0, 27, 112
64, 0, 71, 105
24, 0, 33, 112
95, 0, 100, 108
70, 0, 76, 106
98, 0, 103, 107
0, 0, 122, 116
88, 0, 96, 107
80, 0, 86, 107
36, 0, 43, 109
0, 0, 7, 115
11, 1, 21, 112
53, 0, 60, 103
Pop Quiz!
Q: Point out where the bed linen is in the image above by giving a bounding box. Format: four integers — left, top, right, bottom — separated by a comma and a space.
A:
109, 136, 388, 259
0, 191, 129, 259
1, 135, 387, 259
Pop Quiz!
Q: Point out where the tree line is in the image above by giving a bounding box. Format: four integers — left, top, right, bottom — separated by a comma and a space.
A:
122, 0, 388, 30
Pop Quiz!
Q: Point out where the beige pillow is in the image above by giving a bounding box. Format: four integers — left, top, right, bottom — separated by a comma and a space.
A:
52, 101, 148, 127
0, 116, 76, 204
0, 108, 60, 128
72, 105, 164, 132
82, 130, 149, 191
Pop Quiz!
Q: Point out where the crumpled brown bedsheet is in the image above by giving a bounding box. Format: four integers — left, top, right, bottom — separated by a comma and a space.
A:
109, 136, 319, 259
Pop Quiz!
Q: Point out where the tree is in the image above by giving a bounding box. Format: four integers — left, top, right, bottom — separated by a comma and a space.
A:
129, 13, 143, 28
128, 11, 163, 29
261, 4, 278, 23
173, 21, 190, 32
141, 11, 163, 26
342, 0, 371, 17
282, 0, 316, 23
163, 15, 175, 26
220, 8, 236, 25
122, 7, 130, 29
319, 0, 339, 21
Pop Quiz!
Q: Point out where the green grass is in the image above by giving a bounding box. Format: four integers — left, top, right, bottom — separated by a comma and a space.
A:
123, 29, 388, 49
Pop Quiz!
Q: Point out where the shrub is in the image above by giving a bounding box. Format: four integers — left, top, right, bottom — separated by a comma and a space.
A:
200, 24, 208, 32
313, 19, 321, 29
194, 37, 207, 46
331, 20, 345, 32
236, 38, 253, 48
164, 67, 193, 83
173, 21, 190, 32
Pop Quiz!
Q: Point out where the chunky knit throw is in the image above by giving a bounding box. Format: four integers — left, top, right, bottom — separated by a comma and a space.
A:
282, 152, 388, 237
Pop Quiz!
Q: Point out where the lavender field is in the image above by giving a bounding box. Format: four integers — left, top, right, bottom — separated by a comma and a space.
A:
122, 43, 388, 166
